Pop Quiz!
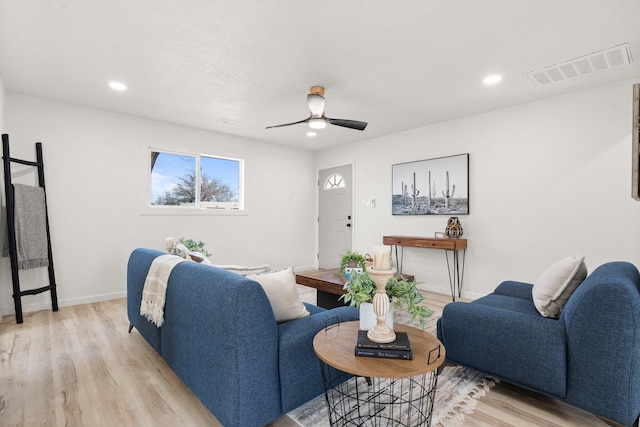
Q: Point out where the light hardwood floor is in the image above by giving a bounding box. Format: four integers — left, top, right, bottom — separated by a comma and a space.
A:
0, 289, 620, 427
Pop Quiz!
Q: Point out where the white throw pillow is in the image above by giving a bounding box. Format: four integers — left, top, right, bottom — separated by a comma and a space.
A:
532, 255, 587, 318
248, 267, 310, 323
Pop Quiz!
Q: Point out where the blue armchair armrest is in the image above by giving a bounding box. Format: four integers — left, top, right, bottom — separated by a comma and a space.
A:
438, 300, 566, 396
560, 262, 640, 427
493, 280, 533, 300
127, 248, 165, 352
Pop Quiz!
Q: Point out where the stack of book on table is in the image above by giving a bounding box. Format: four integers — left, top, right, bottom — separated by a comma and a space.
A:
354, 330, 412, 360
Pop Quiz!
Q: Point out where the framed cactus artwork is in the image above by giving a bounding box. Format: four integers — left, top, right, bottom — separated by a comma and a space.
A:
392, 153, 469, 215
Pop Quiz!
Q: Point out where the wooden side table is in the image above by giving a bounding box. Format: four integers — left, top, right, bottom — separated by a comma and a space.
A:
295, 268, 414, 309
313, 321, 445, 426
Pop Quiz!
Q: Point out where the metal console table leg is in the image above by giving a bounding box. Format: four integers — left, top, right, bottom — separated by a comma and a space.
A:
444, 249, 466, 301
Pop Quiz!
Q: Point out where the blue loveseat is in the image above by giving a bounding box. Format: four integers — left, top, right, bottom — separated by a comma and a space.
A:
437, 261, 640, 426
127, 248, 358, 427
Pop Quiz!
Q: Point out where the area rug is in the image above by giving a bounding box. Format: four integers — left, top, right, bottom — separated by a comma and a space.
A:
287, 308, 498, 426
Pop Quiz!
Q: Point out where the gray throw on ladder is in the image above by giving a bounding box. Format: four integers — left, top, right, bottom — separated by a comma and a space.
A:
10, 183, 50, 269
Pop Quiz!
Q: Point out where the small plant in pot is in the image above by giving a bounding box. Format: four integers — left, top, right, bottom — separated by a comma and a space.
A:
338, 249, 368, 275
178, 238, 211, 256
172, 237, 212, 262
340, 270, 433, 329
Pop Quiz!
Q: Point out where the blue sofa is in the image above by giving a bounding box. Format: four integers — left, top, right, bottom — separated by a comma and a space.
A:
127, 248, 359, 427
437, 261, 640, 426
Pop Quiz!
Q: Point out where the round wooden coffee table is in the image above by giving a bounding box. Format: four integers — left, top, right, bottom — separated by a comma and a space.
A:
313, 321, 445, 426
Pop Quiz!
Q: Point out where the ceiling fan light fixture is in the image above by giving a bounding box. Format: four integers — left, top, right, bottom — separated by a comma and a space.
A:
266, 86, 366, 132
308, 118, 327, 129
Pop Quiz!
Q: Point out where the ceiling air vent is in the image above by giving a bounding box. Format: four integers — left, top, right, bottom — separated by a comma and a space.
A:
524, 43, 632, 86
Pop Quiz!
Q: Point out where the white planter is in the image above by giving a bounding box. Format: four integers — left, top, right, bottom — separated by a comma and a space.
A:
359, 301, 394, 331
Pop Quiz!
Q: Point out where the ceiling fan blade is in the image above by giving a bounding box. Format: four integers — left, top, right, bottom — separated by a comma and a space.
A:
327, 118, 368, 131
307, 94, 325, 116
265, 117, 310, 129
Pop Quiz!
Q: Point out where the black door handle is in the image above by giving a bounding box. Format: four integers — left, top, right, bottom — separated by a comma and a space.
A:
346, 223, 351, 227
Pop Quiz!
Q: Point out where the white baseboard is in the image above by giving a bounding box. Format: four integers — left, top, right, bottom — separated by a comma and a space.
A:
0, 290, 127, 317
416, 282, 484, 302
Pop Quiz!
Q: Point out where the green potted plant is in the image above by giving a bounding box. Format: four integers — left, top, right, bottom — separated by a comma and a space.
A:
340, 270, 433, 329
178, 237, 212, 256
338, 249, 367, 275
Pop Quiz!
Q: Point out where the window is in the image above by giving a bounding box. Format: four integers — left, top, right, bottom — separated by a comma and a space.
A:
324, 174, 345, 190
150, 149, 243, 210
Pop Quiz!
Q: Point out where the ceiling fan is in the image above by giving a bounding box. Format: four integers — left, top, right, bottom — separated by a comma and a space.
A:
266, 86, 368, 131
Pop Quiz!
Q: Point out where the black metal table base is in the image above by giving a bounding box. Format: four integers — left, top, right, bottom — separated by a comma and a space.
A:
320, 364, 439, 427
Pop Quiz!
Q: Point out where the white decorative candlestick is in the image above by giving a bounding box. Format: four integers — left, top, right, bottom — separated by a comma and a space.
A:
367, 266, 397, 343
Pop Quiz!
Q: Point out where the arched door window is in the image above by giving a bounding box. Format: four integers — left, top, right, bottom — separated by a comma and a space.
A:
324, 174, 345, 190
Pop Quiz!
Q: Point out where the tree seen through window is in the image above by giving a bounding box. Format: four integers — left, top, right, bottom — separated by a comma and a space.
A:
150, 150, 242, 209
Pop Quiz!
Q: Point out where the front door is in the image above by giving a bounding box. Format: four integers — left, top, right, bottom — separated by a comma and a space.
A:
318, 165, 353, 268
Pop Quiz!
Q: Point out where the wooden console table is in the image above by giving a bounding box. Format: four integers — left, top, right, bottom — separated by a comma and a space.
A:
383, 235, 467, 301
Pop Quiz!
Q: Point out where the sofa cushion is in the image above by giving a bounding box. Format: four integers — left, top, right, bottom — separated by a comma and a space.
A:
532, 255, 587, 318
248, 267, 311, 323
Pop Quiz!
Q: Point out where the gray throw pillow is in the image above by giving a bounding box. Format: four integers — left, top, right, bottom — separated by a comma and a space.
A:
532, 255, 587, 318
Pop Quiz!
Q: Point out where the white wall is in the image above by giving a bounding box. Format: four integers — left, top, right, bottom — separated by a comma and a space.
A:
0, 93, 317, 315
3, 77, 639, 314
316, 78, 640, 299
0, 75, 4, 128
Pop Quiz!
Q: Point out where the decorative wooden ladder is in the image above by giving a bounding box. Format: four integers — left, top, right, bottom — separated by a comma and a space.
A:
2, 134, 59, 323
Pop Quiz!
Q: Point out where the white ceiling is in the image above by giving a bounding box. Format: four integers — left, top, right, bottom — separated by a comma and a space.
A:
1, 1, 639, 151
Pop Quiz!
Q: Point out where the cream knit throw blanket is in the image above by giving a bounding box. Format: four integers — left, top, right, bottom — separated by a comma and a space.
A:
140, 254, 187, 327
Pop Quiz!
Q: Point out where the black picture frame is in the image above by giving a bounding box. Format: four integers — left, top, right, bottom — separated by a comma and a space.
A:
392, 153, 469, 215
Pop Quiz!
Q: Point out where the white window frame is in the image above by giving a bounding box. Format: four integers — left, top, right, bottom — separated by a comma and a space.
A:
144, 147, 246, 216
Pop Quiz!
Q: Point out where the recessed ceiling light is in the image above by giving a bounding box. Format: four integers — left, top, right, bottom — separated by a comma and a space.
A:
306, 131, 317, 137
109, 81, 127, 91
483, 74, 502, 85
